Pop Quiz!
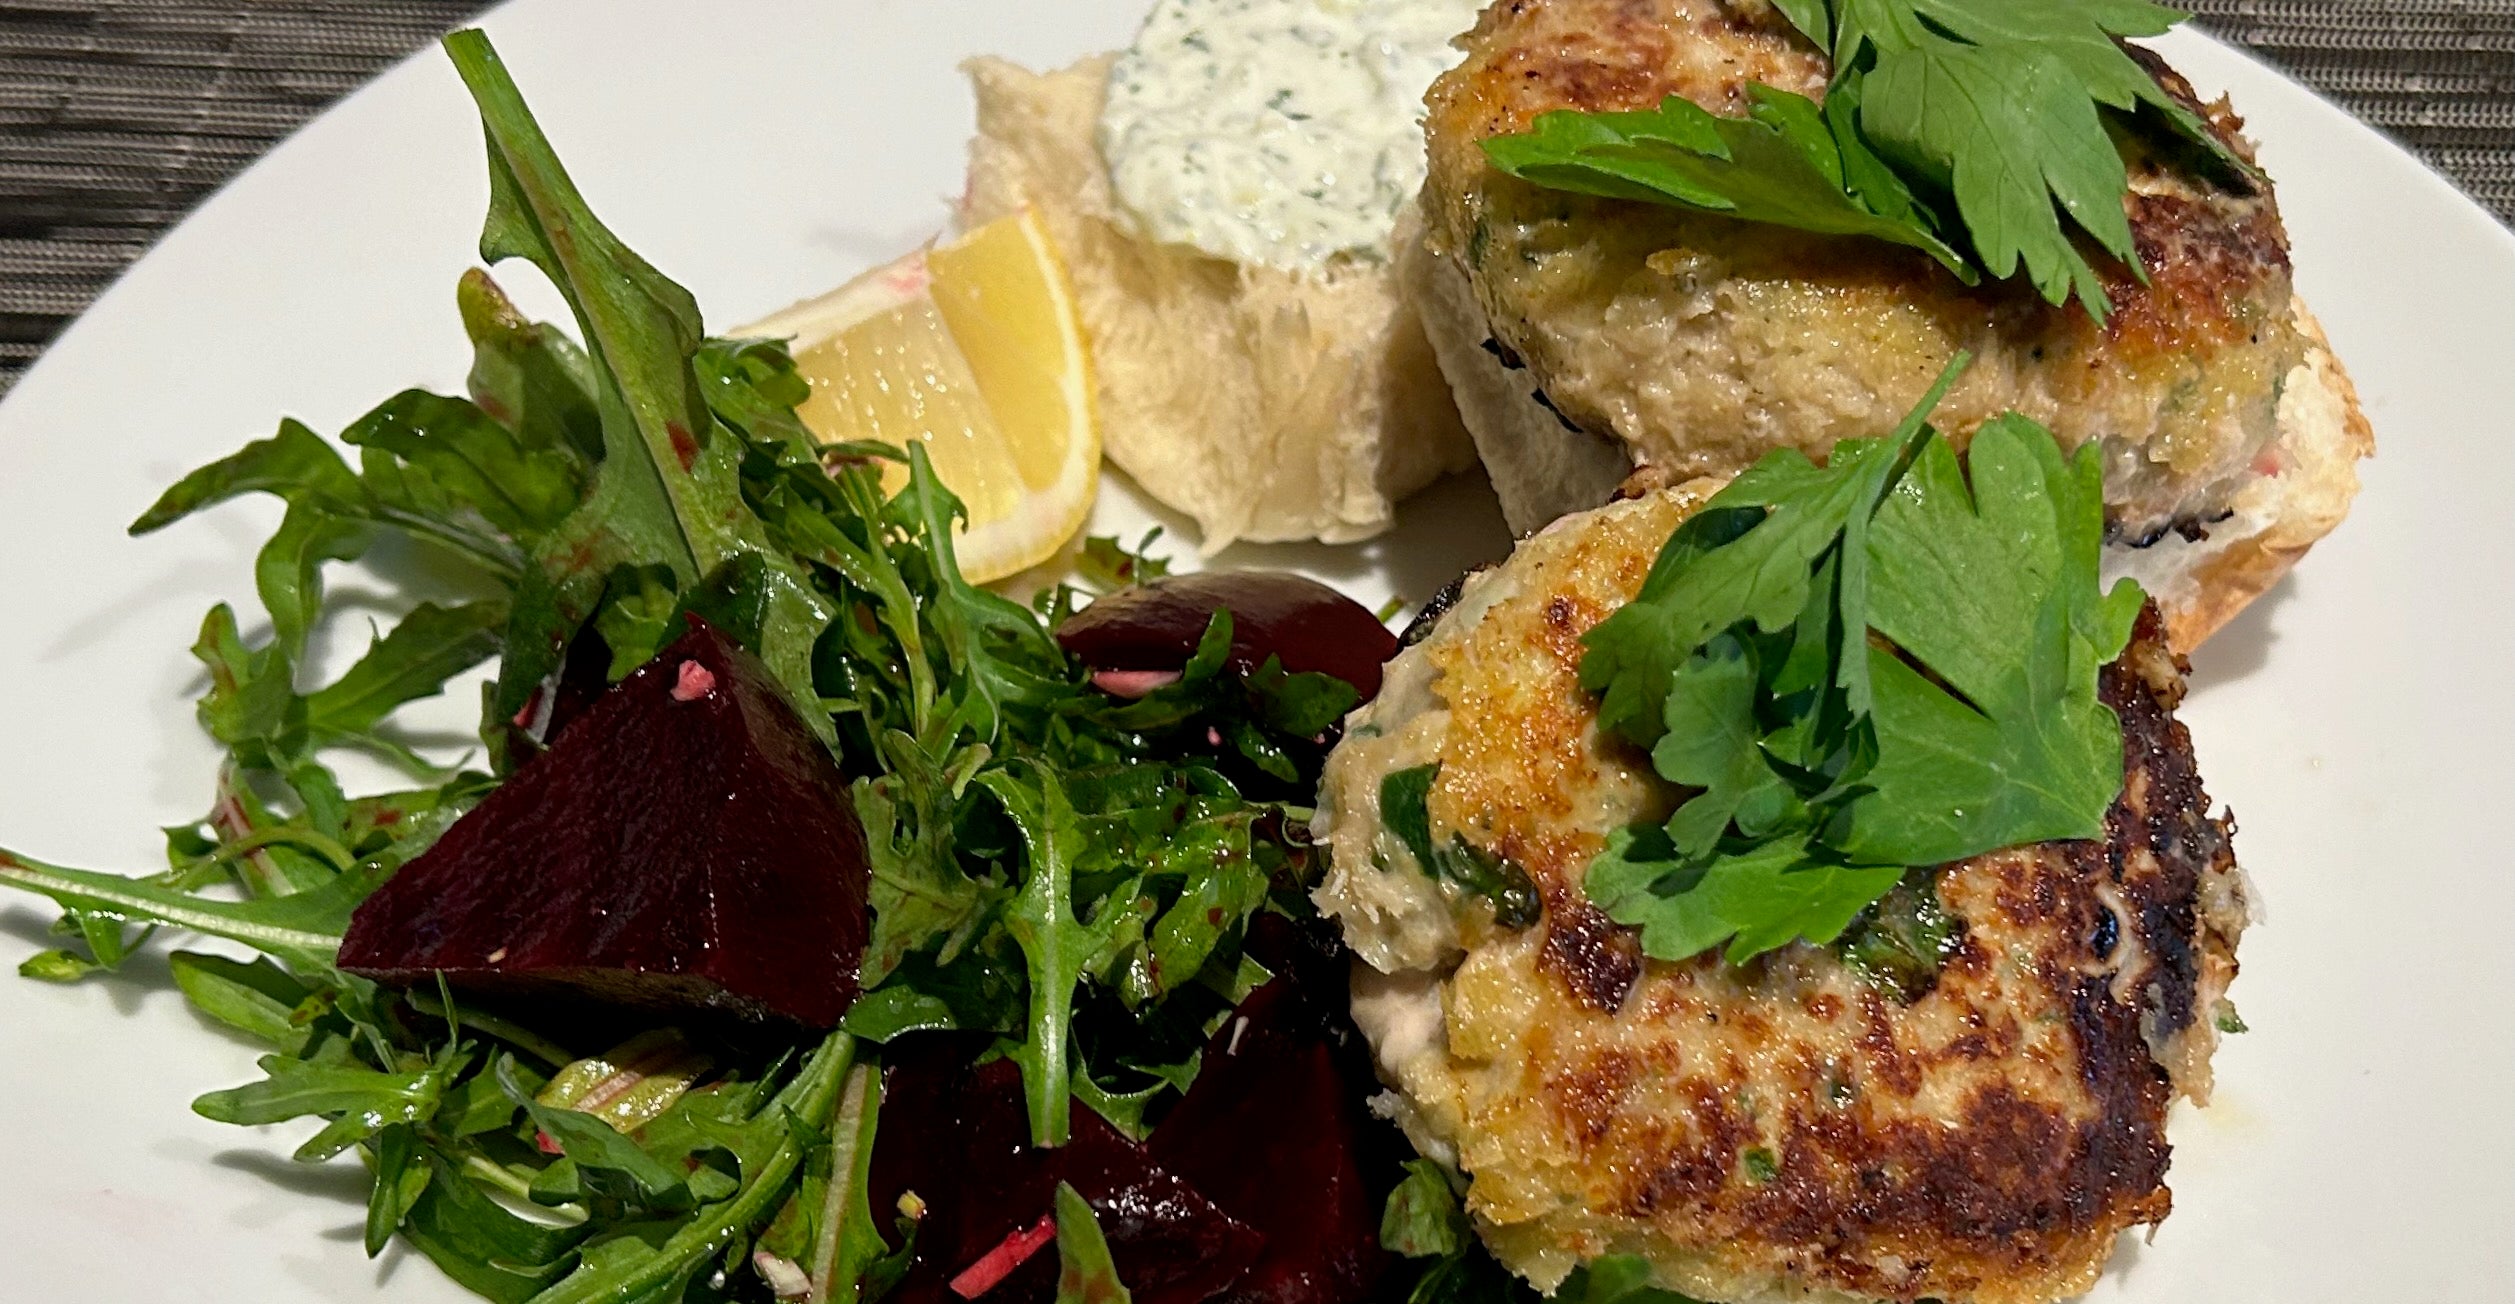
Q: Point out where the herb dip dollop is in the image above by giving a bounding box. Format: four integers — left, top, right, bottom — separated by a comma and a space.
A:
1097, 0, 1485, 272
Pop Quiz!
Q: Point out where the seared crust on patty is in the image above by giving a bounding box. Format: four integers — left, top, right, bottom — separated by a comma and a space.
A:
1416, 0, 2368, 649
1317, 489, 2247, 1304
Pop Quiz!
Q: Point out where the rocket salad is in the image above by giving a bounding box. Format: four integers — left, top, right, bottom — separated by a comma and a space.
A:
0, 30, 1584, 1304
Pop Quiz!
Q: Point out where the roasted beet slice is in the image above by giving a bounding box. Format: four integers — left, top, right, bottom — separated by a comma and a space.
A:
872, 1051, 1261, 1304
1057, 572, 1398, 701
338, 617, 869, 1028
1148, 978, 1390, 1304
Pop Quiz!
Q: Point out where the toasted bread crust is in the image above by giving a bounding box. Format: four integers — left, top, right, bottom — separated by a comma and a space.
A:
2153, 309, 2375, 647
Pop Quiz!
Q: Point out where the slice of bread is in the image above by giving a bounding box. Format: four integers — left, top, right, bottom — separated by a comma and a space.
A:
1400, 227, 1630, 537
2100, 306, 2374, 650
1409, 227, 2373, 653
961, 55, 1476, 550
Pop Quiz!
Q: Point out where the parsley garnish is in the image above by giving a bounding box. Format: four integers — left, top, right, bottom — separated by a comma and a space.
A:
1579, 356, 2144, 964
1381, 764, 1543, 929
1481, 83, 1972, 280
1481, 0, 2257, 317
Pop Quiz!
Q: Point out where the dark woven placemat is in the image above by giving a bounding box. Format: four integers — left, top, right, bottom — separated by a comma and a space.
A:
3, 0, 2512, 396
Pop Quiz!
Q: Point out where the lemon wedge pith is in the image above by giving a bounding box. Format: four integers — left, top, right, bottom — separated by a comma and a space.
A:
741, 210, 1098, 582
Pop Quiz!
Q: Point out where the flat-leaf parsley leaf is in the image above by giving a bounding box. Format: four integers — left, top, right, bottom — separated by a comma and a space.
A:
1577, 357, 2143, 964
1481, 0, 2259, 318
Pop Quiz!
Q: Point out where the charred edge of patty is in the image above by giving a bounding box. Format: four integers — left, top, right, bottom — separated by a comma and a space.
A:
2124, 42, 2267, 181
2097, 605, 2237, 1048
2091, 184, 2294, 357
1399, 572, 1475, 648
1539, 887, 1645, 1012
1546, 608, 2217, 1293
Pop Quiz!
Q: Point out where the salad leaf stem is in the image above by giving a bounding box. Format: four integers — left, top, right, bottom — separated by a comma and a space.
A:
405, 987, 576, 1069
805, 1061, 886, 1304
524, 1032, 855, 1304
0, 848, 375, 974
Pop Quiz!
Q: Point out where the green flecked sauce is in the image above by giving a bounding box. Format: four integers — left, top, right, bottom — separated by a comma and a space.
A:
1099, 0, 1485, 270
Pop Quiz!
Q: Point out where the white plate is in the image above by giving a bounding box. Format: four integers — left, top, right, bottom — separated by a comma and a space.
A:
2, 2, 2509, 1300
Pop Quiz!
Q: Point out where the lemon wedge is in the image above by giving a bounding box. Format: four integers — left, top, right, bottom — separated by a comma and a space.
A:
741, 209, 1098, 582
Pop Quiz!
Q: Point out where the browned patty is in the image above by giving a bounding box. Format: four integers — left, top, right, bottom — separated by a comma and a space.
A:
1317, 488, 2247, 1303
1419, 0, 2302, 544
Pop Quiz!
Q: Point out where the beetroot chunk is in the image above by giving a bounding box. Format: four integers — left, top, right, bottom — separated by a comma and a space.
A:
1056, 573, 1397, 701
1148, 977, 1390, 1304
337, 617, 869, 1028
872, 1051, 1261, 1304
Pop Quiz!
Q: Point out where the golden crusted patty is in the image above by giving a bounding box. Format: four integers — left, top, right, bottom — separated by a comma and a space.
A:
1314, 488, 2248, 1304
1420, 0, 2305, 544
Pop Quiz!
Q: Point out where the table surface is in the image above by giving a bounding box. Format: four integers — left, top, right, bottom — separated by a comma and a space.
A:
2, 0, 2511, 396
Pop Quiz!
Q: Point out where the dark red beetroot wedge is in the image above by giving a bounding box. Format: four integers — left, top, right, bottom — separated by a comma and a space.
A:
338, 617, 869, 1028
871, 1051, 1262, 1304
1148, 976, 1389, 1304
1056, 572, 1398, 701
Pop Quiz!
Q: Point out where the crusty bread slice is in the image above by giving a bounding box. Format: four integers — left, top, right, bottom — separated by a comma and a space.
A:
1400, 226, 1631, 535
1409, 223, 2373, 653
960, 55, 1475, 549
2102, 306, 2374, 650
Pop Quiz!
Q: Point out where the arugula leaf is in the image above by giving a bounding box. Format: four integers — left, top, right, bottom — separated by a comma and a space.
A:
130, 418, 362, 537
20, 947, 98, 982
0, 848, 383, 974
399, 1146, 584, 1303
7, 30, 1363, 1304
192, 1051, 454, 1161
1381, 1158, 1470, 1259
1143, 811, 1269, 997
458, 267, 605, 465
258, 502, 374, 662
525, 1033, 855, 1304
1070, 1060, 1166, 1142
169, 951, 314, 1050
340, 388, 583, 538
1052, 1181, 1133, 1304
444, 30, 837, 743
191, 603, 303, 765
446, 35, 714, 588
499, 1056, 694, 1215
856, 731, 991, 987
805, 1062, 890, 1304
1073, 530, 1173, 592
977, 762, 1096, 1147
304, 600, 506, 741
906, 449, 1076, 750
365, 1125, 434, 1257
